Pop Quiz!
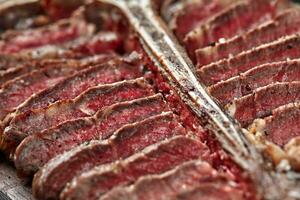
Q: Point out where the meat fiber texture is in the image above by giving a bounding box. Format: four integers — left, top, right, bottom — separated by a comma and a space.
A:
184, 0, 277, 60
101, 160, 240, 200
0, 64, 81, 121
0, 54, 114, 121
196, 8, 300, 67
0, 54, 115, 87
32, 112, 185, 200
59, 136, 209, 200
198, 34, 300, 86
15, 94, 168, 175
0, 16, 95, 54
4, 78, 153, 148
208, 59, 300, 106
170, 0, 236, 42
227, 82, 300, 126
250, 102, 300, 147
0, 57, 142, 153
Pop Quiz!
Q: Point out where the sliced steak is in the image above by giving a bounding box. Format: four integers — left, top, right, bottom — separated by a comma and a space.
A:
32, 112, 184, 200
60, 136, 209, 200
6, 57, 142, 121
0, 64, 85, 122
196, 8, 300, 67
5, 78, 153, 145
175, 182, 244, 200
227, 82, 300, 126
0, 17, 95, 54
184, 0, 276, 59
101, 160, 231, 200
1, 54, 116, 86
198, 34, 300, 86
14, 94, 169, 175
250, 102, 300, 146
209, 59, 300, 106
171, 0, 235, 42
70, 32, 123, 55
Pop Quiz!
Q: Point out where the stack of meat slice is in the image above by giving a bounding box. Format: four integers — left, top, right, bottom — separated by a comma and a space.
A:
169, 0, 300, 170
0, 2, 256, 200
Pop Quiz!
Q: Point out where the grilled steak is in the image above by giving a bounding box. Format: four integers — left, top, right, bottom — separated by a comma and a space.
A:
0, 17, 95, 54
251, 103, 300, 146
209, 59, 300, 106
0, 64, 84, 121
14, 94, 169, 175
4, 78, 153, 145
32, 112, 184, 200
171, 0, 235, 42
198, 34, 300, 86
0, 54, 115, 87
5, 57, 142, 121
101, 160, 232, 200
60, 136, 209, 200
196, 8, 300, 67
227, 82, 300, 126
184, 0, 276, 59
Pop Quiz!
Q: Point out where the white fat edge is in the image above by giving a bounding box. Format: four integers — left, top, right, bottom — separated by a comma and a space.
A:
218, 38, 226, 44
276, 159, 291, 172
225, 101, 236, 117
78, 104, 95, 116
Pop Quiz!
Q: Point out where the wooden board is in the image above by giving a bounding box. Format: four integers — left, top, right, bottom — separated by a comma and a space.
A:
0, 155, 33, 200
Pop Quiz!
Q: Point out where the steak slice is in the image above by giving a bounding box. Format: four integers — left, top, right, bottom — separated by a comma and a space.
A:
209, 59, 300, 106
197, 34, 300, 86
250, 103, 300, 146
6, 57, 142, 121
171, 0, 235, 42
0, 64, 85, 121
184, 0, 276, 58
227, 82, 300, 126
5, 78, 153, 145
101, 160, 231, 200
0, 17, 95, 54
0, 54, 114, 87
0, 54, 115, 87
59, 136, 209, 200
69, 32, 123, 55
14, 94, 169, 175
32, 112, 184, 200
175, 182, 244, 200
196, 8, 300, 67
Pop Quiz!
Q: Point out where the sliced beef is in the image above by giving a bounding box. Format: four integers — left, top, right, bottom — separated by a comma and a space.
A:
0, 64, 85, 122
209, 59, 300, 106
5, 78, 153, 145
251, 103, 300, 146
184, 0, 276, 59
14, 94, 169, 175
175, 182, 244, 200
69, 32, 123, 55
196, 8, 300, 67
59, 136, 209, 200
101, 160, 231, 200
5, 57, 142, 122
171, 0, 235, 42
32, 112, 184, 200
198, 34, 300, 86
0, 54, 112, 86
227, 82, 300, 126
0, 17, 95, 54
